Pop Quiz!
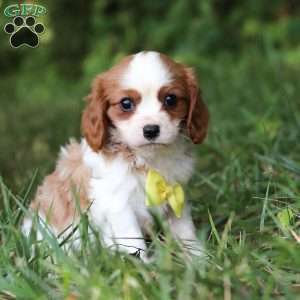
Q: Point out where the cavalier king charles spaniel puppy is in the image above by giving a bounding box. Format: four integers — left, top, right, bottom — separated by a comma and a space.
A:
23, 51, 209, 260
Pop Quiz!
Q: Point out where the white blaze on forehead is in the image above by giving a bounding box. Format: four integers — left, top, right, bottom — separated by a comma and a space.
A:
121, 51, 172, 93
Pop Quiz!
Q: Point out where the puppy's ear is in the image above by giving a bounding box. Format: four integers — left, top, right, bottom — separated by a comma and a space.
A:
81, 75, 108, 151
184, 67, 209, 144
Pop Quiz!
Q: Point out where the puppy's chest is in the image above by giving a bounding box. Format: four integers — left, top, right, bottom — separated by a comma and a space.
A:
133, 145, 195, 184
83, 140, 195, 210
128, 150, 195, 224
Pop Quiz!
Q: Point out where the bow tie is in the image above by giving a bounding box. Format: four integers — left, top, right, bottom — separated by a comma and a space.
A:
145, 169, 185, 218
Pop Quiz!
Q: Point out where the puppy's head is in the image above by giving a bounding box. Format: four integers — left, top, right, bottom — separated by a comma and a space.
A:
81, 51, 209, 151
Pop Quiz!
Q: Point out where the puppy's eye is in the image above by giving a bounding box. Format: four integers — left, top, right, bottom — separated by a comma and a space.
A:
164, 94, 177, 107
120, 97, 135, 112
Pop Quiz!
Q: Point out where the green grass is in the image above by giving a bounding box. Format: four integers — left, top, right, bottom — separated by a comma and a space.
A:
0, 50, 300, 299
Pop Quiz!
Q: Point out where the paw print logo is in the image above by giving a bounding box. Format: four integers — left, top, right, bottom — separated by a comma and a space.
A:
4, 16, 45, 48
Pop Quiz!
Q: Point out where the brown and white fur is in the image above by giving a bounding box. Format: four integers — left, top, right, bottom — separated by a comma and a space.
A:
22, 51, 209, 260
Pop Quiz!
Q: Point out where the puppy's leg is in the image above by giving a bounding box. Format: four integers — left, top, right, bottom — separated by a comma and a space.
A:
88, 174, 149, 260
90, 201, 147, 261
168, 205, 205, 258
22, 214, 82, 251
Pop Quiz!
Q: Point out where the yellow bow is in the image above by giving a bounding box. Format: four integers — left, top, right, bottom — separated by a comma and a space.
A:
145, 169, 185, 218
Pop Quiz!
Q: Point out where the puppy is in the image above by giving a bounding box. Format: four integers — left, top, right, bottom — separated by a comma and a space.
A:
23, 51, 209, 260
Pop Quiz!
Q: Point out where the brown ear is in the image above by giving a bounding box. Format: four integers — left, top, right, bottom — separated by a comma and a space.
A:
81, 76, 108, 151
185, 68, 209, 144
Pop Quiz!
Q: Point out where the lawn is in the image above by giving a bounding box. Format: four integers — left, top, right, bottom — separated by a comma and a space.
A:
0, 47, 299, 300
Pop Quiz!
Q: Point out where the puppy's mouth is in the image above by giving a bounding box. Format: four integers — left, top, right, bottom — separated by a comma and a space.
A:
138, 141, 169, 148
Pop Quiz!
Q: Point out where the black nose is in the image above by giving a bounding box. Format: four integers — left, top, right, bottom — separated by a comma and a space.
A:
143, 124, 160, 140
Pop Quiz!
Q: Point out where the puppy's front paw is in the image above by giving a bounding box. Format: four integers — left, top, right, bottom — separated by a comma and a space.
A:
181, 240, 208, 261
130, 250, 153, 263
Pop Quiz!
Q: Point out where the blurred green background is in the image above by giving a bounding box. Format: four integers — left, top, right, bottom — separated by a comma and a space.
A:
0, 0, 299, 191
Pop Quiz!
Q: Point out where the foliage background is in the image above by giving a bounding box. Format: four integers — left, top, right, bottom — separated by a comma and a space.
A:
0, 0, 300, 299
